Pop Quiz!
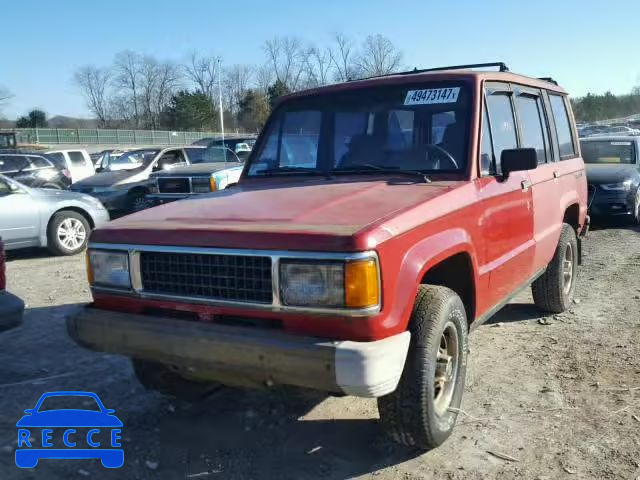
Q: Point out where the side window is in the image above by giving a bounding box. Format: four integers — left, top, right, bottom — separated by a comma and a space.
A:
28, 156, 52, 169
0, 156, 28, 172
68, 151, 87, 166
486, 93, 517, 173
549, 95, 576, 160
515, 94, 548, 164
480, 106, 494, 176
46, 152, 66, 169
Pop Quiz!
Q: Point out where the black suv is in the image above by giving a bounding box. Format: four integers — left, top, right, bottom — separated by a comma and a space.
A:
0, 153, 71, 189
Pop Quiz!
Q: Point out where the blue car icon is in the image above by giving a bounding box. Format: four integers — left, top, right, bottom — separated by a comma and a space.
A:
15, 391, 124, 468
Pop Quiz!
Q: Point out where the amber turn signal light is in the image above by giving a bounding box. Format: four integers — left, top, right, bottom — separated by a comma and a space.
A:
209, 178, 217, 191
85, 252, 94, 285
345, 259, 379, 308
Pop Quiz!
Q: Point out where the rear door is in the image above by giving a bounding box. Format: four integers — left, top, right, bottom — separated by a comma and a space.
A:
477, 83, 535, 309
67, 150, 95, 182
513, 86, 560, 273
0, 177, 41, 248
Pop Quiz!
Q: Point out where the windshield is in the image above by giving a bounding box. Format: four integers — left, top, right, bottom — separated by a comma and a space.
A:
581, 140, 636, 164
247, 83, 470, 177
37, 395, 101, 412
188, 146, 239, 164
111, 149, 159, 168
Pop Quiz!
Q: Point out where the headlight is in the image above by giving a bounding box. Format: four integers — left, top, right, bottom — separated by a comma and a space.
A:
600, 180, 632, 191
191, 177, 212, 193
87, 250, 130, 288
279, 258, 379, 309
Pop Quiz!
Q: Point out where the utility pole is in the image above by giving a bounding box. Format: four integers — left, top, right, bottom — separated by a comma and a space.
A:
217, 58, 226, 163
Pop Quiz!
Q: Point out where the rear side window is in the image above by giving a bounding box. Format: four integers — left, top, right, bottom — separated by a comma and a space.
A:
0, 155, 29, 172
549, 95, 576, 159
28, 156, 52, 168
68, 151, 88, 166
46, 152, 66, 168
515, 95, 548, 164
185, 148, 205, 164
486, 93, 517, 173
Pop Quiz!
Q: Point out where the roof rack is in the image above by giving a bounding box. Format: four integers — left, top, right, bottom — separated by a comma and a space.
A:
352, 62, 509, 82
537, 77, 558, 85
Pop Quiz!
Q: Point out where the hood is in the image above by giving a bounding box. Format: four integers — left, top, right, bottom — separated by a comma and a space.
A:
29, 187, 96, 203
72, 167, 146, 188
585, 164, 640, 184
151, 162, 235, 177
93, 176, 465, 251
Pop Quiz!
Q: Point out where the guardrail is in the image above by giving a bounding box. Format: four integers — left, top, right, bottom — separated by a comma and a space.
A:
0, 128, 234, 146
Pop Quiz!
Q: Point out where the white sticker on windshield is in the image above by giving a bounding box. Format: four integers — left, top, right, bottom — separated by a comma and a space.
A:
611, 141, 632, 146
404, 87, 460, 105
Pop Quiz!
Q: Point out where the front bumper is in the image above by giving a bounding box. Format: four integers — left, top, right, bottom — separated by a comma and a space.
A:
0, 290, 25, 331
85, 190, 128, 212
588, 189, 635, 217
67, 307, 410, 397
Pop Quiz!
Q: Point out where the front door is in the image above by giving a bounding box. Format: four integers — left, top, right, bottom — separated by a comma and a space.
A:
0, 177, 41, 248
477, 86, 535, 310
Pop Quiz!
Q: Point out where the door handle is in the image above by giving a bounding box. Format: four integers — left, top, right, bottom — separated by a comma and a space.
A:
521, 180, 532, 192
553, 170, 560, 178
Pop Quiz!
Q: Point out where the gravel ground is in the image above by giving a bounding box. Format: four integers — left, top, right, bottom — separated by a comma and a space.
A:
1, 222, 639, 479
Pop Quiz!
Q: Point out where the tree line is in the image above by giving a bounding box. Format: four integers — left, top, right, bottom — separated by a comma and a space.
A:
71, 33, 403, 133
571, 89, 640, 123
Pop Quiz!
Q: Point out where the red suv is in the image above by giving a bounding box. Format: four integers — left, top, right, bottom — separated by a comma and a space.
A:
68, 63, 588, 450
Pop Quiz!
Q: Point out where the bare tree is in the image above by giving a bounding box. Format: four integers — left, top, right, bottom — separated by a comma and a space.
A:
329, 32, 357, 81
113, 50, 143, 127
184, 52, 220, 101
263, 36, 307, 90
139, 56, 160, 128
74, 66, 111, 127
155, 62, 182, 124
255, 64, 275, 95
224, 64, 253, 114
303, 46, 332, 88
356, 34, 403, 78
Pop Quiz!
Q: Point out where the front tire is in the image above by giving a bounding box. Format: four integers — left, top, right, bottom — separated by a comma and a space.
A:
126, 190, 151, 213
47, 211, 90, 256
132, 359, 222, 401
377, 285, 468, 450
532, 223, 578, 313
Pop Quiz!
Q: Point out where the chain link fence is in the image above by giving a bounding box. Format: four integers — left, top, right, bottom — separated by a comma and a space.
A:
1, 128, 229, 146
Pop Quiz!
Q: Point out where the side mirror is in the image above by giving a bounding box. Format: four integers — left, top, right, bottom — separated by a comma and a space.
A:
95, 167, 104, 173
501, 148, 538, 176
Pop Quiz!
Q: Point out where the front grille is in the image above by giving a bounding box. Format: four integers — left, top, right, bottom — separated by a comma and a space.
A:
140, 251, 273, 303
158, 177, 190, 194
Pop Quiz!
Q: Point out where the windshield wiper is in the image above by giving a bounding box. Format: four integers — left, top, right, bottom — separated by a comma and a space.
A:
332, 164, 431, 183
255, 166, 321, 175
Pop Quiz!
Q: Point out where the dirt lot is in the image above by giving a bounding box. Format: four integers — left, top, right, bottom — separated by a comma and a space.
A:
1, 223, 639, 479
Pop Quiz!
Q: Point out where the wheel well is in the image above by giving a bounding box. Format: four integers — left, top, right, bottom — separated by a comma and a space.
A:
49, 207, 94, 230
420, 253, 475, 324
563, 203, 580, 231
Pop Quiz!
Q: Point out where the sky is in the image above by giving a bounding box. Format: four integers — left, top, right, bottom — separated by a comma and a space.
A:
3, 0, 640, 119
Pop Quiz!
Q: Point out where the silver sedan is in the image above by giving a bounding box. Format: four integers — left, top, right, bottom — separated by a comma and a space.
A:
0, 174, 110, 255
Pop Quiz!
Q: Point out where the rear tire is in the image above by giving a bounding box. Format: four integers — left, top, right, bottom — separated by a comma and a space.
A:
132, 359, 222, 401
377, 285, 468, 450
46, 211, 90, 256
531, 223, 578, 313
126, 190, 151, 213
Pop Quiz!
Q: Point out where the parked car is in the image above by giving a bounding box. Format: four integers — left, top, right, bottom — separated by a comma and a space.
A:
69, 146, 203, 213
192, 135, 257, 154
580, 136, 640, 223
68, 63, 588, 451
0, 132, 17, 153
0, 153, 71, 189
0, 237, 24, 331
0, 174, 109, 255
45, 149, 95, 183
147, 147, 244, 205
591, 126, 640, 137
